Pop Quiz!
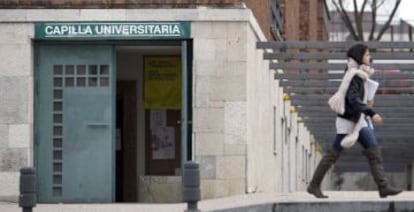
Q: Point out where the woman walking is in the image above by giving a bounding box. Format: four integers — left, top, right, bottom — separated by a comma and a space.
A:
306, 44, 402, 198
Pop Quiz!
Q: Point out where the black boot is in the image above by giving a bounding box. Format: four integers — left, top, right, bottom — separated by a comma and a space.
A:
362, 147, 402, 198
307, 149, 340, 198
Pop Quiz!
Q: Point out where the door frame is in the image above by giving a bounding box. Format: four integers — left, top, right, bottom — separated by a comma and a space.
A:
33, 39, 193, 202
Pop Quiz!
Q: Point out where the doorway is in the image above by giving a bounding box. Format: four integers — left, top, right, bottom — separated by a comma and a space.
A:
115, 45, 183, 202
116, 80, 138, 202
35, 41, 190, 203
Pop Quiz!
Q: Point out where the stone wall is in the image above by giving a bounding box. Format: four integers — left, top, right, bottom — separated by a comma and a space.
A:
0, 23, 33, 201
191, 18, 323, 199
192, 21, 248, 199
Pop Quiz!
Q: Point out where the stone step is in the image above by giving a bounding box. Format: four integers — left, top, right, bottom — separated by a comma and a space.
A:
204, 191, 414, 212
273, 201, 414, 212
1, 191, 413, 212
212, 201, 414, 212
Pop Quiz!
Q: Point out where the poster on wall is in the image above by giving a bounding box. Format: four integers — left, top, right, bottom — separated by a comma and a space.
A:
150, 110, 167, 130
144, 56, 181, 109
150, 110, 175, 159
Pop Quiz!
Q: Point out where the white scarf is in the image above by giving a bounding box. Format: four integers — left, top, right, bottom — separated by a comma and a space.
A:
328, 58, 374, 148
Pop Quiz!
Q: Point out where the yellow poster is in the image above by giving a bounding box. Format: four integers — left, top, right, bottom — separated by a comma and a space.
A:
144, 56, 181, 109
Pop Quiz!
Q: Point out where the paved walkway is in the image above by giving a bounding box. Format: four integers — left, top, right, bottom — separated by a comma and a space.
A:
1, 191, 414, 212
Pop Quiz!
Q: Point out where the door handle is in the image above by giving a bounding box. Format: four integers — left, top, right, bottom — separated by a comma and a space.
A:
87, 123, 109, 127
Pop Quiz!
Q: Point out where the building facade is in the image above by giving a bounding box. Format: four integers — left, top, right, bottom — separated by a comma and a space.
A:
0, 0, 331, 203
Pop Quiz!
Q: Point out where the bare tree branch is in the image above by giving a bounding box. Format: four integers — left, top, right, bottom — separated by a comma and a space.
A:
376, 0, 386, 9
409, 25, 413, 52
375, 0, 402, 40
332, 0, 402, 41
338, 0, 356, 31
368, 0, 377, 40
353, 0, 365, 40
332, 0, 358, 40
360, 0, 369, 16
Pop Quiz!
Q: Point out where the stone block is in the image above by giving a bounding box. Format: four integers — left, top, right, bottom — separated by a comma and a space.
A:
195, 132, 224, 156
224, 144, 246, 155
0, 148, 28, 172
0, 45, 32, 76
126, 9, 199, 21
200, 179, 229, 199
194, 75, 225, 107
138, 176, 181, 203
224, 101, 246, 144
8, 124, 30, 148
211, 22, 229, 39
194, 60, 223, 77
27, 77, 34, 124
191, 22, 228, 39
0, 125, 8, 148
216, 155, 245, 179
196, 155, 216, 179
193, 108, 224, 132
227, 178, 245, 195
79, 9, 126, 21
218, 75, 246, 101
0, 172, 19, 199
226, 40, 247, 62
214, 39, 227, 61
0, 77, 29, 124
193, 38, 215, 61
0, 23, 33, 45
197, 9, 250, 22
226, 22, 248, 61
26, 9, 81, 21
191, 22, 213, 39
222, 61, 247, 76
0, 10, 26, 22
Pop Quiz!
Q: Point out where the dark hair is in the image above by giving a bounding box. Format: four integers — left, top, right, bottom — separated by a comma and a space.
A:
346, 44, 369, 65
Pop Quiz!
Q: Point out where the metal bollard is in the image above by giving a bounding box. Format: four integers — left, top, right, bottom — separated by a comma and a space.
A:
19, 167, 36, 212
182, 161, 201, 212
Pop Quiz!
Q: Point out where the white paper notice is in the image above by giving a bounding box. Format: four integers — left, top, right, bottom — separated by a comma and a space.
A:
367, 79, 379, 101
151, 127, 175, 159
150, 110, 166, 130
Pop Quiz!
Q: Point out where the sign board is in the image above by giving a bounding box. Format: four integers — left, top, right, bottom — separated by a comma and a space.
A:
35, 22, 190, 40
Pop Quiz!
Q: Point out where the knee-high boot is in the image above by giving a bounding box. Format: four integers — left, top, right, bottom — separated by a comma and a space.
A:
307, 149, 340, 198
362, 147, 402, 198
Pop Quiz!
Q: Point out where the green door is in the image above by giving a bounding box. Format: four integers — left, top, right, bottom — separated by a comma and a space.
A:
35, 45, 115, 203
